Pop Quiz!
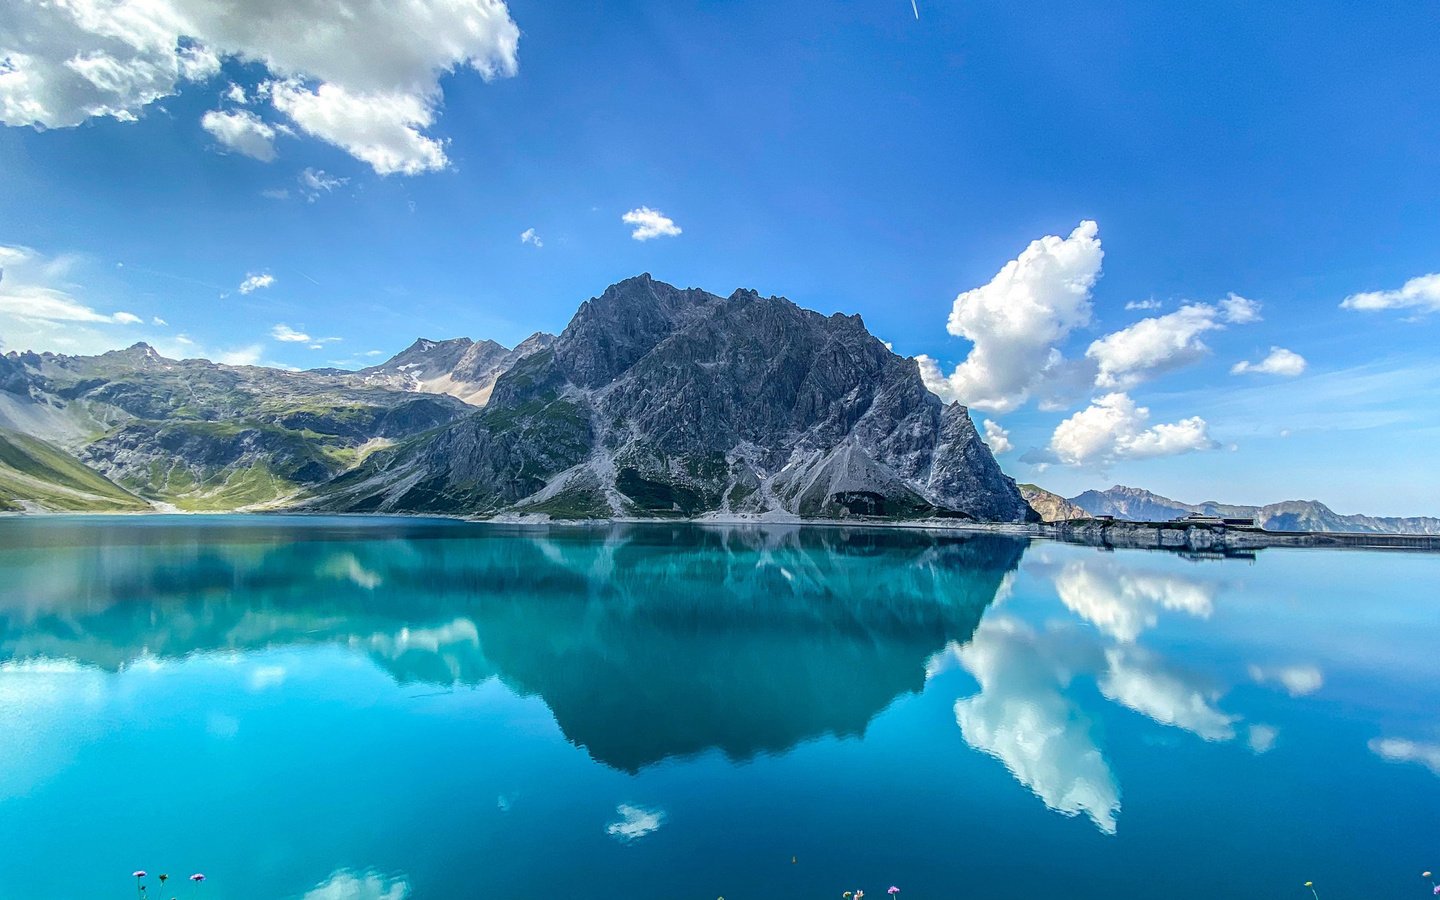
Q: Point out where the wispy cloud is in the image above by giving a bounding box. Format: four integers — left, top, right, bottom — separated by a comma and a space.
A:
606, 803, 666, 842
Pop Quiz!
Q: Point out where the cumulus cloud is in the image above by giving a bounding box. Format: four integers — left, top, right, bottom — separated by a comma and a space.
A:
238, 272, 274, 294
519, 227, 542, 247
1053, 559, 1214, 643
200, 108, 283, 161
1247, 663, 1323, 697
303, 869, 409, 900
1368, 736, 1440, 776
1045, 393, 1215, 467
1340, 273, 1440, 314
1231, 346, 1307, 377
919, 220, 1102, 413
271, 323, 309, 342
622, 207, 682, 241
270, 79, 446, 175
1087, 295, 1260, 390
954, 617, 1120, 834
1099, 646, 1238, 741
606, 803, 666, 842
981, 419, 1012, 454
0, 0, 521, 174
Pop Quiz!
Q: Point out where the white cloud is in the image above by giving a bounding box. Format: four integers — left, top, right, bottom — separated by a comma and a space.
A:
1368, 737, 1440, 776
1340, 273, 1440, 314
606, 803, 666, 842
1046, 392, 1214, 467
1231, 346, 1307, 377
519, 227, 542, 247
151, 316, 167, 326
1124, 299, 1162, 311
1087, 294, 1260, 390
1247, 724, 1278, 754
1219, 293, 1261, 324
1247, 663, 1323, 697
238, 272, 274, 294
224, 81, 246, 104
270, 79, 446, 175
919, 220, 1102, 413
0, 243, 155, 353
1099, 646, 1237, 741
271, 323, 310, 342
1053, 559, 1214, 643
622, 207, 682, 241
981, 419, 1012, 454
0, 0, 520, 174
954, 617, 1120, 834
298, 167, 346, 201
303, 870, 409, 900
200, 108, 282, 161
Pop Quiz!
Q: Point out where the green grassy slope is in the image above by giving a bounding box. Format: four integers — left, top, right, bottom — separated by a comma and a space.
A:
0, 428, 151, 512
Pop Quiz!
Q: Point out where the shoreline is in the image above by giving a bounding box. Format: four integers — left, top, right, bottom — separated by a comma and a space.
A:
4, 508, 1439, 552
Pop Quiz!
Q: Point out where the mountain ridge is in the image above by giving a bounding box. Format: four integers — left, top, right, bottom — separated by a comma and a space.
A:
1068, 484, 1440, 535
1, 275, 1032, 522
304, 274, 1034, 522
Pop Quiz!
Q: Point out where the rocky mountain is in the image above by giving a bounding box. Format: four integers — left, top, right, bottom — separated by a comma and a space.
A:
306, 274, 1035, 522
1069, 484, 1440, 535
346, 332, 555, 406
1069, 485, 1194, 522
1018, 483, 1087, 522
0, 343, 473, 510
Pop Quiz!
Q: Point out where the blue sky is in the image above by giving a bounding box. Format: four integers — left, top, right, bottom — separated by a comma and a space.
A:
1, 1, 1437, 513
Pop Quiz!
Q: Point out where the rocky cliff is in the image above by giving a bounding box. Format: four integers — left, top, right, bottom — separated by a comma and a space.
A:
1018, 484, 1088, 522
307, 275, 1035, 522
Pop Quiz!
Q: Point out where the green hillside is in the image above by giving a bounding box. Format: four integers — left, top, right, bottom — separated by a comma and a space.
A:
0, 429, 151, 512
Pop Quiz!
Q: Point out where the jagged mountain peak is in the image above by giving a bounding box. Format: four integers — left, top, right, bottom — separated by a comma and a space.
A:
314, 275, 1035, 523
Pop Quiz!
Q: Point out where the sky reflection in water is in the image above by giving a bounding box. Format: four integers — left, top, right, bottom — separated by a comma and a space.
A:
0, 517, 1436, 900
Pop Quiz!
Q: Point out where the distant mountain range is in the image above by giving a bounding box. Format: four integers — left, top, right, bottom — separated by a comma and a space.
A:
0, 275, 1031, 522
1059, 484, 1440, 535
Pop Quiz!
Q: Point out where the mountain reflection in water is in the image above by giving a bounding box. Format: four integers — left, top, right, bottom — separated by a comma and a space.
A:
0, 517, 1024, 771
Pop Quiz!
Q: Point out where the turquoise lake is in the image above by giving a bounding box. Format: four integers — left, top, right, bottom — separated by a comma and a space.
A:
1, 517, 1437, 900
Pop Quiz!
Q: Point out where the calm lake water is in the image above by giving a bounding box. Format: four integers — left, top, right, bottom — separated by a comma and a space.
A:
1, 517, 1437, 900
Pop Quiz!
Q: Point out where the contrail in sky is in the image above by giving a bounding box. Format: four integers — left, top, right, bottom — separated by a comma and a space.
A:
911, 0, 919, 19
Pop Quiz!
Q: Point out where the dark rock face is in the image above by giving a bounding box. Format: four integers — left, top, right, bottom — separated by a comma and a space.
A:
318, 275, 1035, 522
